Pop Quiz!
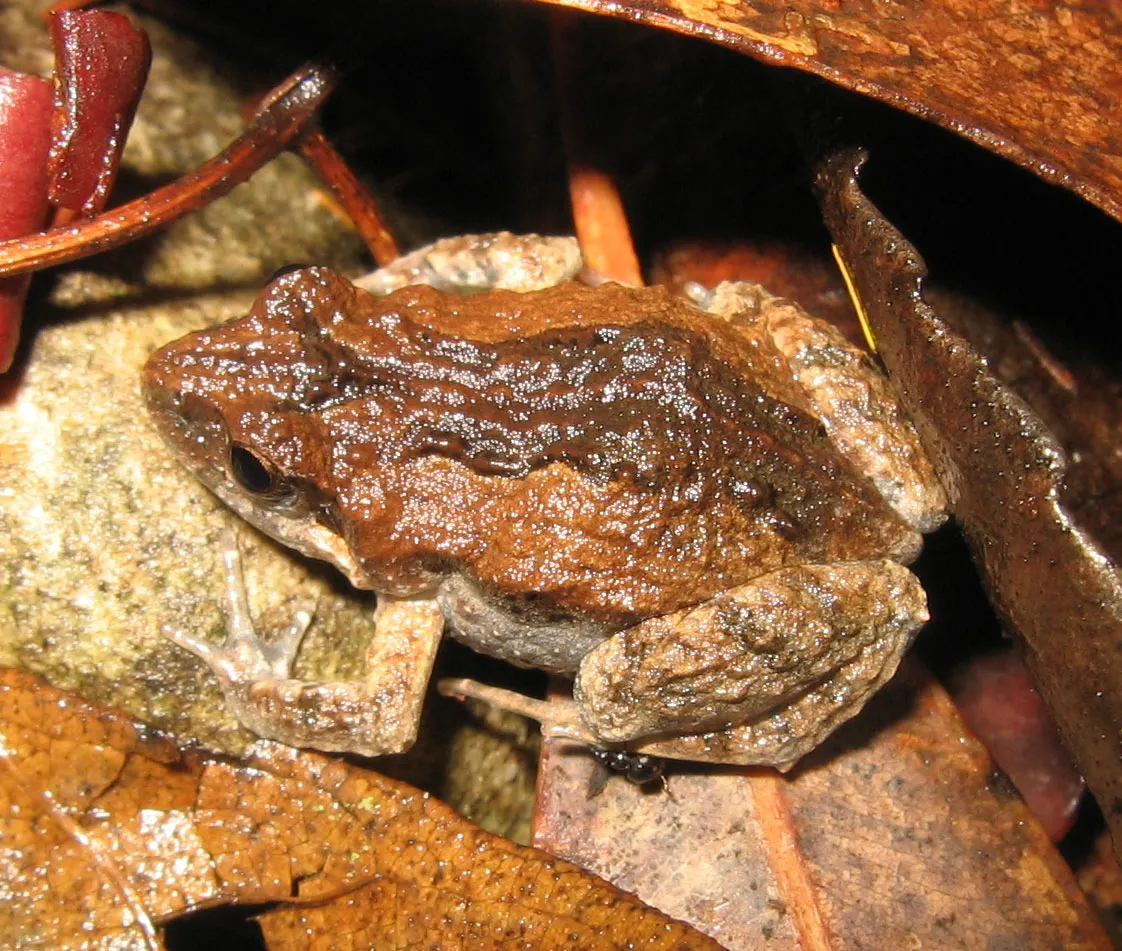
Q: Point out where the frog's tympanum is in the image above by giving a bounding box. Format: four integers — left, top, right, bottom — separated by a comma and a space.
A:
144, 233, 946, 768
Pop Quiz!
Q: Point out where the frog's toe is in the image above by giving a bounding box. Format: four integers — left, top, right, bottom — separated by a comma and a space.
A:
199, 529, 317, 678
162, 592, 310, 680
162, 623, 213, 662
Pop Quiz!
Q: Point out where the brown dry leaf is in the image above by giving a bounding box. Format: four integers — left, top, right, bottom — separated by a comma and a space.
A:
535, 658, 1111, 949
0, 667, 721, 950
537, 0, 1122, 224
812, 145, 1122, 861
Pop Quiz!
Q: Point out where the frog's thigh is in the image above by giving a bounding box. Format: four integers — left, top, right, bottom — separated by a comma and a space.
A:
574, 561, 926, 757
705, 282, 947, 534
171, 552, 443, 757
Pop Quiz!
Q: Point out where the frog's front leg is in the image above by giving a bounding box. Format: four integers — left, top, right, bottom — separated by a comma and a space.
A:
575, 560, 927, 768
166, 534, 443, 757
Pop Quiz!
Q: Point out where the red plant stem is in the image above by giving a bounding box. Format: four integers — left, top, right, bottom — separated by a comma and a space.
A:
0, 61, 338, 279
296, 125, 400, 267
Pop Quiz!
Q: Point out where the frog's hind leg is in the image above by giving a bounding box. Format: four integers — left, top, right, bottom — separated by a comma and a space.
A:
574, 560, 928, 769
700, 281, 947, 535
164, 533, 442, 758
440, 561, 928, 770
354, 232, 582, 295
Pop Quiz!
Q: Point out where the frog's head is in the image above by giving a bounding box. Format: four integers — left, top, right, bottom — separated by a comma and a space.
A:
142, 266, 375, 590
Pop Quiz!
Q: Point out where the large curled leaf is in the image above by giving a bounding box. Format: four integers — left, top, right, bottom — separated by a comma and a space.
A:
538, 0, 1122, 223
811, 143, 1122, 861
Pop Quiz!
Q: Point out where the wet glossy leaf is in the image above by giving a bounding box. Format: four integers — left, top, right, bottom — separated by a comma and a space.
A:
47, 9, 151, 216
0, 668, 720, 950
0, 69, 52, 370
812, 144, 1122, 861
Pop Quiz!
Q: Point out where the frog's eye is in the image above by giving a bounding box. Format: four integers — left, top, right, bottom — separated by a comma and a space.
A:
230, 445, 280, 496
229, 444, 304, 512
268, 263, 309, 282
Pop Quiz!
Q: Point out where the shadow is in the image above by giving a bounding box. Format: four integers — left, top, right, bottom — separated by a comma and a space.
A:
163, 903, 270, 951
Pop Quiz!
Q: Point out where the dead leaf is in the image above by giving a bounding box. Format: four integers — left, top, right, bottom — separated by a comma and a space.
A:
812, 144, 1122, 862
534, 658, 1111, 949
0, 667, 722, 950
538, 0, 1122, 225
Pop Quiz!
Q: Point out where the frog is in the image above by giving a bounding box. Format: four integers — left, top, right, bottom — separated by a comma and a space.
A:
142, 232, 947, 769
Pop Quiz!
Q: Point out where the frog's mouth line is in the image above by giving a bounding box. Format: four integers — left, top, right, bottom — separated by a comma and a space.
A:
206, 476, 368, 589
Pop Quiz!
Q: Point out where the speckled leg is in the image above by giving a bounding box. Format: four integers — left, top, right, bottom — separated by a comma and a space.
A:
698, 281, 947, 534
574, 560, 929, 768
441, 561, 929, 770
165, 533, 443, 757
354, 232, 582, 295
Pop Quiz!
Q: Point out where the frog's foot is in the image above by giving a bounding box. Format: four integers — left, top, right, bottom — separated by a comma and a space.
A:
165, 533, 315, 681
574, 560, 929, 769
165, 532, 443, 758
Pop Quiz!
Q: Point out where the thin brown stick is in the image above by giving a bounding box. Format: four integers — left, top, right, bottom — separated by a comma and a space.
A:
0, 62, 338, 279
566, 164, 643, 285
750, 772, 836, 949
296, 126, 400, 266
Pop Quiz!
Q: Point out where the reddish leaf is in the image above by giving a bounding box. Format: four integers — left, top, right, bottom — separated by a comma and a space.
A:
948, 647, 1085, 841
47, 9, 151, 216
0, 70, 52, 371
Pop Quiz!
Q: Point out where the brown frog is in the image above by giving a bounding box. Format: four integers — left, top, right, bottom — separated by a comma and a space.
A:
143, 233, 946, 768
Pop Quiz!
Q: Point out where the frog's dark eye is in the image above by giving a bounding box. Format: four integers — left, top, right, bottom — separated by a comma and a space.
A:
230, 445, 277, 495
229, 444, 305, 512
268, 263, 309, 282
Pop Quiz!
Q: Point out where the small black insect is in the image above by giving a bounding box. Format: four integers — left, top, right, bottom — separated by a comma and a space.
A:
587, 746, 669, 797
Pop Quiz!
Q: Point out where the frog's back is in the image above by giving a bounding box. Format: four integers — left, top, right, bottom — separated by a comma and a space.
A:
145, 270, 917, 624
